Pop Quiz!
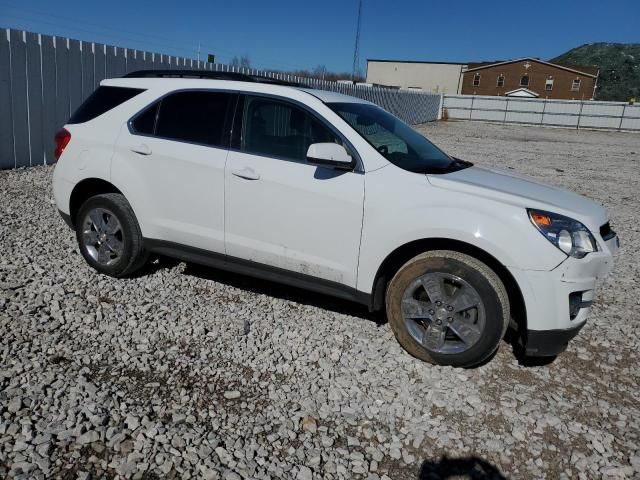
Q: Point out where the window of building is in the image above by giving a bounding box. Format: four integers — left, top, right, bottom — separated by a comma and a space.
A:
497, 75, 505, 87
242, 97, 339, 162
520, 75, 529, 87
571, 79, 581, 91
473, 74, 481, 86
545, 78, 554, 91
150, 91, 234, 147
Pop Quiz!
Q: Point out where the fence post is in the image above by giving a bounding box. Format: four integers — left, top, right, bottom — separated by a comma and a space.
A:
503, 97, 509, 124
619, 104, 627, 131
470, 95, 475, 120
577, 101, 584, 130
540, 98, 547, 126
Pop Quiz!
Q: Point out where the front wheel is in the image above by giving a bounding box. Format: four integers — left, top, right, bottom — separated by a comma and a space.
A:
385, 250, 510, 367
75, 193, 148, 278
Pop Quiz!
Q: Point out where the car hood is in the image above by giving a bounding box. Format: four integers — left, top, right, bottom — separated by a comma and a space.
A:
427, 165, 608, 228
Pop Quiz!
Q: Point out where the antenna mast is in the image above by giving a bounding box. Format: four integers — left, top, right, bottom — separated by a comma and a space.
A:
351, 0, 363, 81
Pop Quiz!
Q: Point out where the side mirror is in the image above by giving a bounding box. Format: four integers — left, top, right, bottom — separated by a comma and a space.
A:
306, 143, 355, 170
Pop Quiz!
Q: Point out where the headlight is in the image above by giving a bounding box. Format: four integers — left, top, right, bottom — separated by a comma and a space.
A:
528, 209, 598, 259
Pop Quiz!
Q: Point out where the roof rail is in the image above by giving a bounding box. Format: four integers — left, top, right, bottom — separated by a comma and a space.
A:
122, 69, 308, 88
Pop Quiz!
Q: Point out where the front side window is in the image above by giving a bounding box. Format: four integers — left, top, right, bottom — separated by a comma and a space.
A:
545, 78, 554, 91
131, 91, 234, 147
571, 79, 581, 91
473, 74, 481, 86
242, 97, 339, 162
328, 102, 460, 174
497, 75, 505, 87
520, 75, 530, 87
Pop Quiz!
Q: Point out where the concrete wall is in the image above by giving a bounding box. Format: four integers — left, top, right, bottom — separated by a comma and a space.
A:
366, 61, 465, 94
443, 95, 640, 130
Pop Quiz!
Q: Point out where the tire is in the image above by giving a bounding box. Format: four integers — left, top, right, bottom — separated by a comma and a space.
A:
385, 250, 509, 367
75, 193, 148, 278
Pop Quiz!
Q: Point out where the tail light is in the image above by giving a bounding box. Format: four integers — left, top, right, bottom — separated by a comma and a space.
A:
54, 128, 71, 162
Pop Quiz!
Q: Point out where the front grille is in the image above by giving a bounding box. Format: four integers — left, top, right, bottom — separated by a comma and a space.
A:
600, 222, 615, 241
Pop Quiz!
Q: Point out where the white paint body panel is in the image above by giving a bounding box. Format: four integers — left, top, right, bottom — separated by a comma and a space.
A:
52, 76, 617, 337
225, 150, 364, 286
111, 130, 228, 254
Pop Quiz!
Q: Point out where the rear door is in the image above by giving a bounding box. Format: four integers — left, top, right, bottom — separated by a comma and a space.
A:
112, 90, 236, 253
224, 94, 365, 287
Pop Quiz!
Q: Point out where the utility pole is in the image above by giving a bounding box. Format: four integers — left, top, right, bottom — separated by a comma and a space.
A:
351, 0, 363, 82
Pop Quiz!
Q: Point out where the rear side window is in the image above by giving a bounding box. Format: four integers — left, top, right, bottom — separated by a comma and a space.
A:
68, 86, 144, 124
131, 103, 158, 135
141, 91, 233, 147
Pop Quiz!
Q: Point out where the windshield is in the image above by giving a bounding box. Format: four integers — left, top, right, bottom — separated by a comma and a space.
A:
328, 102, 467, 174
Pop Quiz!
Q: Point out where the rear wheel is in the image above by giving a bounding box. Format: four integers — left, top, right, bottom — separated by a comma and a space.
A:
386, 250, 509, 367
75, 193, 148, 277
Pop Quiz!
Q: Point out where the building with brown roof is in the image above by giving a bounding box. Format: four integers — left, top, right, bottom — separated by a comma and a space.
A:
366, 57, 599, 100
461, 58, 598, 100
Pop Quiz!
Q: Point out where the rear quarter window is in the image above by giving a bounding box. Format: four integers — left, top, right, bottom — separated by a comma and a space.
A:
68, 86, 145, 124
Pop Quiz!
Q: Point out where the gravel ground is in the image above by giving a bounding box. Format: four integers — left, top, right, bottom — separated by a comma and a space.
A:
1, 120, 639, 479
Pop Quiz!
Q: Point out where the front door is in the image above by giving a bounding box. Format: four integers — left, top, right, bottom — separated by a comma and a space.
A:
224, 95, 364, 287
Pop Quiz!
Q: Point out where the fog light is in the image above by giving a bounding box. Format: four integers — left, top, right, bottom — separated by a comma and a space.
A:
569, 291, 592, 320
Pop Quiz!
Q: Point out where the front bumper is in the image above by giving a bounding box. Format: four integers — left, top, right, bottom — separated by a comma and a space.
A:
523, 322, 586, 356
510, 232, 619, 356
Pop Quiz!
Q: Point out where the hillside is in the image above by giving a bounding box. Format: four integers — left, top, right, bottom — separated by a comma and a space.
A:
551, 43, 640, 101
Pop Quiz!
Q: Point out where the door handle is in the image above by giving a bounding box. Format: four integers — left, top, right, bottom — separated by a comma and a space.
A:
231, 167, 260, 181
130, 144, 152, 155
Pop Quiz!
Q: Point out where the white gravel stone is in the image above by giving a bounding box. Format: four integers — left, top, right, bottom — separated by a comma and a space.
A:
0, 122, 638, 479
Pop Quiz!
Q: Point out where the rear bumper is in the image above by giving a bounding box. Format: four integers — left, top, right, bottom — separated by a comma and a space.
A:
523, 322, 586, 356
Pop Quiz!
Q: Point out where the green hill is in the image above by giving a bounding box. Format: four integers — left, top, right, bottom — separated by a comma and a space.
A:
551, 43, 640, 102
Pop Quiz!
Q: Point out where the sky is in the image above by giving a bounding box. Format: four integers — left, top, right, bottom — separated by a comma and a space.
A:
0, 0, 638, 74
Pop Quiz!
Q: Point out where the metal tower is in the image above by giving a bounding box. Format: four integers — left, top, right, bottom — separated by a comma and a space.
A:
351, 0, 363, 81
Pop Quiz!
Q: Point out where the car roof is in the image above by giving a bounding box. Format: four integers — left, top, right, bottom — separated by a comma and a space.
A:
102, 77, 374, 106
297, 88, 372, 105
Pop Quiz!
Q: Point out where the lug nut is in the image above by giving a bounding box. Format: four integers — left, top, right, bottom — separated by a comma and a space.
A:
436, 301, 442, 306
429, 310, 435, 315
447, 305, 453, 311
447, 317, 453, 322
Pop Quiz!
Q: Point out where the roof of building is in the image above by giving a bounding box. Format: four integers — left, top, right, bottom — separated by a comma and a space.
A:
367, 59, 466, 65
504, 87, 540, 98
367, 57, 599, 77
465, 58, 599, 77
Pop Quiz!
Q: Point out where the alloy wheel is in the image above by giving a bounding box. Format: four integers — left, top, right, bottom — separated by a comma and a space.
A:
401, 272, 486, 355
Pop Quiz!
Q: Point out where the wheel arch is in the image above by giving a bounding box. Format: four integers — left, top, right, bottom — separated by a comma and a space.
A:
69, 178, 123, 227
369, 238, 527, 334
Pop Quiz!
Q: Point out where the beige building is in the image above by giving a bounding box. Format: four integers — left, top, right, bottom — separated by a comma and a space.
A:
366, 60, 466, 93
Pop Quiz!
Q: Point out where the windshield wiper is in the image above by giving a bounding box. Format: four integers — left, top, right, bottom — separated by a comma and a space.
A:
443, 157, 473, 172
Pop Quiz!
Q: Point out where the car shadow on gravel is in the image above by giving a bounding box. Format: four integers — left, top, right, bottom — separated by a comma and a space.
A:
418, 455, 507, 479
178, 260, 386, 325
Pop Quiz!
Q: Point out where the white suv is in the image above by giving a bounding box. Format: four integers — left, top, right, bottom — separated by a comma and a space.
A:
52, 70, 619, 367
